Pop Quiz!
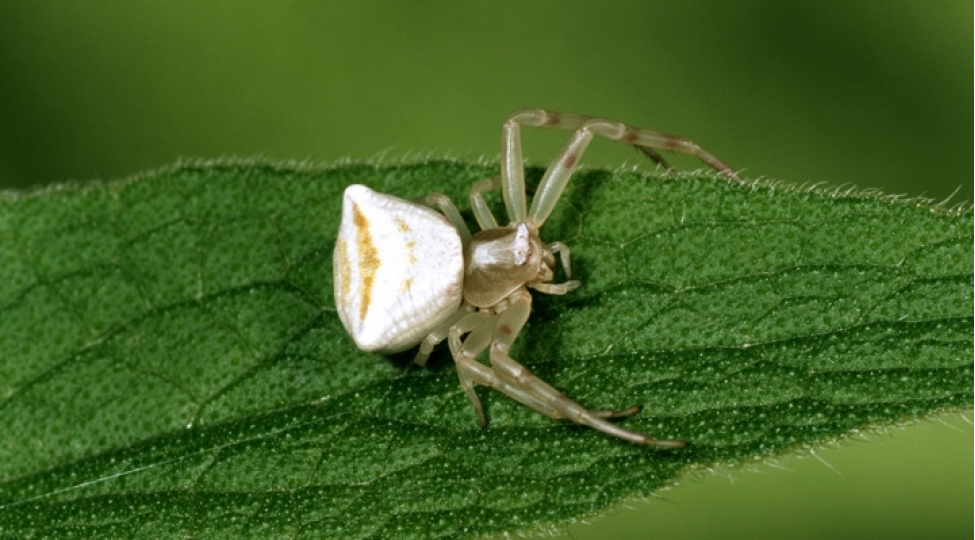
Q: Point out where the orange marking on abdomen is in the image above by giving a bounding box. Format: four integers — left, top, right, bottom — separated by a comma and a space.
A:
336, 238, 352, 307
352, 203, 380, 323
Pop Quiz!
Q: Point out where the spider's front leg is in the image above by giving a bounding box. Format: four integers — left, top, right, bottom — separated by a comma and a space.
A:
501, 109, 742, 229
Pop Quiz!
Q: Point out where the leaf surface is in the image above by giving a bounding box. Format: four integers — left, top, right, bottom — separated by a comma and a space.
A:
0, 161, 971, 538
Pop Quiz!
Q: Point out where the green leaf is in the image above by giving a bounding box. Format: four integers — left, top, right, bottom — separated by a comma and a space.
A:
0, 160, 971, 538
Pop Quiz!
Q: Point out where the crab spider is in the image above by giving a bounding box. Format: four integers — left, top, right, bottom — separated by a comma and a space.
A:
334, 109, 740, 447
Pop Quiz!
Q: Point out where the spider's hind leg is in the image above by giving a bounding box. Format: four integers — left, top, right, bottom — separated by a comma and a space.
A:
414, 303, 475, 367
447, 309, 495, 426
485, 289, 686, 448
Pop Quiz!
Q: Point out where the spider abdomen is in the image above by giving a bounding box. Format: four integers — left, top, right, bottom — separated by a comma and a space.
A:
333, 184, 464, 353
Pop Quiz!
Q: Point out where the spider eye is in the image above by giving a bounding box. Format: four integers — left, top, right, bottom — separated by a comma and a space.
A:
513, 223, 532, 265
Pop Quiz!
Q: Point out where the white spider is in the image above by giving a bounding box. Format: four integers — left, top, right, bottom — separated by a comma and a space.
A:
334, 109, 740, 447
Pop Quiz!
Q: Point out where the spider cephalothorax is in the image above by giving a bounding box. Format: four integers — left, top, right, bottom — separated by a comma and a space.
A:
463, 223, 561, 307
334, 109, 741, 446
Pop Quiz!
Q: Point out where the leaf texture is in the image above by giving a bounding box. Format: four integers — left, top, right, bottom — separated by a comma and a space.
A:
0, 161, 971, 538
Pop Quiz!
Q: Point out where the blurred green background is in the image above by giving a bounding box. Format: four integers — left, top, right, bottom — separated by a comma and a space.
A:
0, 1, 970, 539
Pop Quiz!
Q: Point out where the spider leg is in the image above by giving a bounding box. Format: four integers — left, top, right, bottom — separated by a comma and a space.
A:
529, 243, 580, 294
468, 176, 502, 230
417, 192, 471, 245
449, 301, 591, 424
488, 289, 686, 448
635, 146, 674, 172
546, 241, 573, 278
445, 312, 641, 428
590, 404, 644, 418
501, 119, 529, 224
446, 300, 646, 424
414, 303, 475, 366
529, 281, 580, 295
504, 109, 741, 228
447, 310, 497, 426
